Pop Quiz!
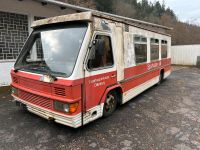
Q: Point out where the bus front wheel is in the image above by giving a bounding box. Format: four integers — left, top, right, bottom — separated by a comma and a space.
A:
103, 91, 118, 117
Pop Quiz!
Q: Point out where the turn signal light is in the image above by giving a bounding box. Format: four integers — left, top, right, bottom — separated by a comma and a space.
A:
69, 103, 79, 113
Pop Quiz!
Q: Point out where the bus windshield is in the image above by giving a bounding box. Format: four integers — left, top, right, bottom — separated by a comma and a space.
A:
14, 23, 88, 77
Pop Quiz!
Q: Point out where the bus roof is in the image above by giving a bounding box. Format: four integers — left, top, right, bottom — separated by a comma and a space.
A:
31, 6, 172, 35
31, 12, 93, 28
35, 0, 172, 30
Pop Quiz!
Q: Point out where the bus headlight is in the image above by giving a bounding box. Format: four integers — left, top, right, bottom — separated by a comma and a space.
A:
54, 101, 79, 113
63, 104, 69, 112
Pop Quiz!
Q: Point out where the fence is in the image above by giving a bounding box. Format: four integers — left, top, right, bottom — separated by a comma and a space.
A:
171, 45, 200, 66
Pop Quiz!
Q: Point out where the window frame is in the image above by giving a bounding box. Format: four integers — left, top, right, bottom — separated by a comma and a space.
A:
150, 38, 160, 62
134, 35, 148, 65
85, 32, 115, 72
14, 23, 89, 78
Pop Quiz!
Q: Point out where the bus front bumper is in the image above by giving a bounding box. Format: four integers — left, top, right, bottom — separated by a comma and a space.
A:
13, 96, 82, 128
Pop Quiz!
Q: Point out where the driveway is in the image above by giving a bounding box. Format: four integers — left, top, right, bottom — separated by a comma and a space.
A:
0, 66, 200, 150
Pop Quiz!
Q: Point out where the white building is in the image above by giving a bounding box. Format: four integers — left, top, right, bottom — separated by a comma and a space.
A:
171, 45, 200, 66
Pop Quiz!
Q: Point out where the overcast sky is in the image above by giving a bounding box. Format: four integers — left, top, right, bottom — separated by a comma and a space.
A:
148, 0, 200, 24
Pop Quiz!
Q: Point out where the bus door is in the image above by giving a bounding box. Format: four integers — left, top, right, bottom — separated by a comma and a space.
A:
83, 32, 117, 121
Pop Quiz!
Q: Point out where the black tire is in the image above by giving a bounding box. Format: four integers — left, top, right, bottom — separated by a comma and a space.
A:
103, 91, 118, 117
157, 72, 164, 85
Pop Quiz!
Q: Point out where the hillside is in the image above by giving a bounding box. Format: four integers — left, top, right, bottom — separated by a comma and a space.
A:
63, 0, 200, 45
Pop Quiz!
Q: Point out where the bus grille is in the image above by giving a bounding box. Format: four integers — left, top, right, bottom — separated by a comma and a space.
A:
53, 87, 66, 97
18, 90, 52, 110
12, 77, 19, 84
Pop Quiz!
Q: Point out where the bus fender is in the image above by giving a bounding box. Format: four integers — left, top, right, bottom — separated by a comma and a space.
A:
99, 84, 123, 104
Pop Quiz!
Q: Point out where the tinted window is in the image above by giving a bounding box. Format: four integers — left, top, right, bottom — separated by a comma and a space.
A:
161, 40, 168, 58
151, 38, 159, 61
87, 35, 114, 70
134, 35, 147, 64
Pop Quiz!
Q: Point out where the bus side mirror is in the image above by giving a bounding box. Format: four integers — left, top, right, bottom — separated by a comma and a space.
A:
88, 39, 104, 55
89, 39, 97, 49
93, 39, 97, 45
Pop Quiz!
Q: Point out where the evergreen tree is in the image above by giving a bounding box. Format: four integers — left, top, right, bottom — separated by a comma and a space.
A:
95, 0, 114, 13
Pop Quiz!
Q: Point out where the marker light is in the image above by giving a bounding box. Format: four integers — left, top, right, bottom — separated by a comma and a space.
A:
69, 103, 79, 113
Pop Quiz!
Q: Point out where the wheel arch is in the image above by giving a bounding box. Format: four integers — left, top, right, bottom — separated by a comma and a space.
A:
99, 84, 123, 105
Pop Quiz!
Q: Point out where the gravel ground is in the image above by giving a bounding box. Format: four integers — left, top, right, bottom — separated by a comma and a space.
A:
0, 67, 200, 150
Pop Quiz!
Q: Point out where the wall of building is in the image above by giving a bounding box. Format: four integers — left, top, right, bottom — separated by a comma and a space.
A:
0, 0, 74, 19
0, 0, 76, 86
0, 11, 29, 60
171, 45, 200, 65
0, 62, 14, 86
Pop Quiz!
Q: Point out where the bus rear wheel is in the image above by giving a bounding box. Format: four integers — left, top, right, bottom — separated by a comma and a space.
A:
158, 71, 164, 85
103, 91, 117, 117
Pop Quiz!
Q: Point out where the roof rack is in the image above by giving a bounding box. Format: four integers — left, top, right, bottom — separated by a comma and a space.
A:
35, 0, 172, 30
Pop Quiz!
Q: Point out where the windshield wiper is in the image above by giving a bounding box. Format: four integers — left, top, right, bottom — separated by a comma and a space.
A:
33, 66, 58, 81
14, 66, 27, 73
14, 68, 20, 73
47, 69, 58, 81
14, 65, 59, 81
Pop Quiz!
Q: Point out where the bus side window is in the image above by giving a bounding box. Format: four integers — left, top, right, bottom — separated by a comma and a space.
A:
87, 35, 114, 70
150, 38, 159, 61
134, 35, 147, 64
161, 40, 168, 58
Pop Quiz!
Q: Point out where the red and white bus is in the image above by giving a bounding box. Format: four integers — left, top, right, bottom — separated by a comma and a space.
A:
11, 11, 171, 128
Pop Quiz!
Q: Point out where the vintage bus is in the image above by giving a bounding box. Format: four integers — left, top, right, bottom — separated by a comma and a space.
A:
11, 11, 171, 128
